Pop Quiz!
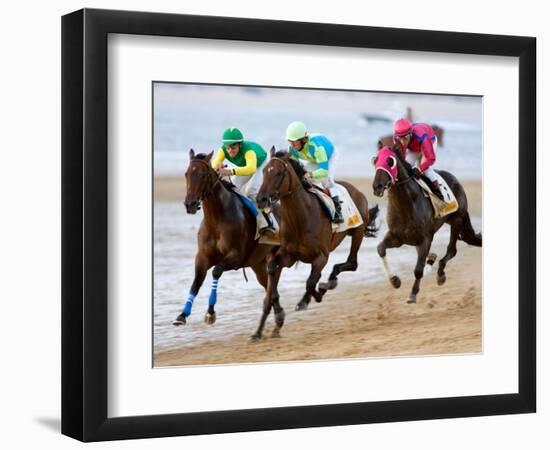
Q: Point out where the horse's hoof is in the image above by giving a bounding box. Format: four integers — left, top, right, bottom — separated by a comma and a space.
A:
172, 314, 186, 326
390, 275, 401, 289
427, 253, 437, 266
406, 295, 417, 304
437, 273, 447, 286
249, 333, 262, 342
275, 309, 285, 328
313, 291, 323, 303
295, 301, 308, 311
271, 329, 281, 338
319, 278, 338, 291
204, 312, 216, 325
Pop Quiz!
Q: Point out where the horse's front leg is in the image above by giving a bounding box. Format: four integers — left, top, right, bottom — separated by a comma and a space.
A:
296, 253, 329, 311
408, 239, 432, 304
173, 255, 210, 326
377, 231, 403, 288
251, 253, 288, 341
204, 264, 224, 325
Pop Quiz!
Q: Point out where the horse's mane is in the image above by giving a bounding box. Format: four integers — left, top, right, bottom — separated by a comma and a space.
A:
389, 145, 414, 175
193, 153, 210, 160
273, 150, 307, 180
193, 153, 235, 190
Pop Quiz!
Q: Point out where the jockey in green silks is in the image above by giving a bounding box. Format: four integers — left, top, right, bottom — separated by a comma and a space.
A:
211, 127, 276, 233
286, 121, 344, 224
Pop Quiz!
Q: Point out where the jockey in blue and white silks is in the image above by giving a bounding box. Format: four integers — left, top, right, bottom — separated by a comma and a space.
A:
286, 121, 343, 224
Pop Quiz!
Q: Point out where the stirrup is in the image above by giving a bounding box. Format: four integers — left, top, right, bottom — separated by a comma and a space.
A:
331, 196, 345, 224
333, 214, 344, 224
432, 188, 445, 202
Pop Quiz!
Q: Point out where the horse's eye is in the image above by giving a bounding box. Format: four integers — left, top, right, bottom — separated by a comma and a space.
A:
371, 156, 378, 166
386, 156, 396, 169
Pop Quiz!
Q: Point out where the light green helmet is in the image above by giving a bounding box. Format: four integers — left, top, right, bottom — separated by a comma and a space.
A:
286, 121, 308, 141
222, 127, 244, 145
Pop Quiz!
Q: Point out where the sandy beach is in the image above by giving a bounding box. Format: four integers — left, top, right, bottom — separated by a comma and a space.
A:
153, 176, 482, 367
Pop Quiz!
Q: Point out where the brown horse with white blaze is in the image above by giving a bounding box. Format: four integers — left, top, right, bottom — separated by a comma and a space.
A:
254, 148, 379, 340
372, 145, 481, 303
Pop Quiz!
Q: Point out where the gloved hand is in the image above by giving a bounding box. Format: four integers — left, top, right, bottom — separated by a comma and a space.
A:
411, 167, 422, 179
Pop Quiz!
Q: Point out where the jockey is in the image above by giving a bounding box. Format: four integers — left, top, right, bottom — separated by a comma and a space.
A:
211, 127, 275, 232
393, 118, 445, 201
286, 121, 344, 224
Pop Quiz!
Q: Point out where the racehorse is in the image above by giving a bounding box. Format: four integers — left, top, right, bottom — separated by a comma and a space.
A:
254, 148, 379, 340
372, 144, 482, 303
172, 149, 279, 329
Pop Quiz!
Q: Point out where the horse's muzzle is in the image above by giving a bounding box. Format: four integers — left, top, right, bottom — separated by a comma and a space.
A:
373, 180, 391, 197
256, 192, 272, 210
373, 185, 385, 197
184, 200, 201, 214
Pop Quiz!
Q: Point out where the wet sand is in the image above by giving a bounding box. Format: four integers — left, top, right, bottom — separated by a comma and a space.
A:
154, 176, 482, 367
155, 246, 481, 367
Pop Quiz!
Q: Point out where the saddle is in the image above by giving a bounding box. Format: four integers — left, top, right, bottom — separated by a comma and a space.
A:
231, 188, 280, 245
306, 182, 363, 232
415, 175, 459, 219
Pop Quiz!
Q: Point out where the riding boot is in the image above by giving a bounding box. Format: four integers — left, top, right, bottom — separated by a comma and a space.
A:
431, 180, 445, 202
331, 196, 345, 224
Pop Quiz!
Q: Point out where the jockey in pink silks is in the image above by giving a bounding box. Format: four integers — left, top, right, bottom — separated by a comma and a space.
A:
393, 118, 444, 201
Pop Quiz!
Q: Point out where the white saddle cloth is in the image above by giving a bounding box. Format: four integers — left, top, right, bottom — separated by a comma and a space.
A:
308, 182, 364, 232
415, 174, 459, 218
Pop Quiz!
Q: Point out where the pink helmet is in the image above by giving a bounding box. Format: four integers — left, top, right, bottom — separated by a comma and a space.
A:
394, 118, 413, 137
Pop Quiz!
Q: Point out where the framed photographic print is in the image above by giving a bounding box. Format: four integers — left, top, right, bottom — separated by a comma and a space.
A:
62, 8, 536, 442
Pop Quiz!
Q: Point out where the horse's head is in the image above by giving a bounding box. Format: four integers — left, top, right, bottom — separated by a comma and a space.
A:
256, 147, 303, 209
184, 149, 216, 214
372, 145, 409, 197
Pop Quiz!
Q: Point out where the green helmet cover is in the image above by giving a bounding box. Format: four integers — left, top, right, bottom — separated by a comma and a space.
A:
222, 127, 244, 145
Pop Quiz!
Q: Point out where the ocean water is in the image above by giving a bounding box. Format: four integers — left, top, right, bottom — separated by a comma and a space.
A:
153, 84, 482, 180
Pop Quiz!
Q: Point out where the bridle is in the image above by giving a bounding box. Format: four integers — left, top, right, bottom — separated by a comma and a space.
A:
266, 157, 302, 200
376, 148, 413, 190
187, 158, 222, 202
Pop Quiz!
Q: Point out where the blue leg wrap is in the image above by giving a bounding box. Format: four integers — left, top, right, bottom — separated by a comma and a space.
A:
208, 277, 219, 307
182, 291, 197, 317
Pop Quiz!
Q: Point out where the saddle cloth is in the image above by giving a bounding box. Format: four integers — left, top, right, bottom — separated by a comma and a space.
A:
415, 174, 459, 219
233, 189, 280, 245
307, 183, 364, 233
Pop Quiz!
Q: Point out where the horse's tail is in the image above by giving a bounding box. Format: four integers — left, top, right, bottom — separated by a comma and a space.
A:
459, 212, 482, 247
365, 204, 380, 238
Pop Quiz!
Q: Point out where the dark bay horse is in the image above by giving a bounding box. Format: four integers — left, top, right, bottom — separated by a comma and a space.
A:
172, 150, 279, 329
254, 148, 378, 340
372, 145, 482, 303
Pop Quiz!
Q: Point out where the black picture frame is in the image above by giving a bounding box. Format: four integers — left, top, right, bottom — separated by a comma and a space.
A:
62, 8, 536, 442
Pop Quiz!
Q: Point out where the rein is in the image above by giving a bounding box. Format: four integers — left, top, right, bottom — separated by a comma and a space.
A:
268, 157, 303, 199
387, 148, 413, 188
189, 158, 223, 200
